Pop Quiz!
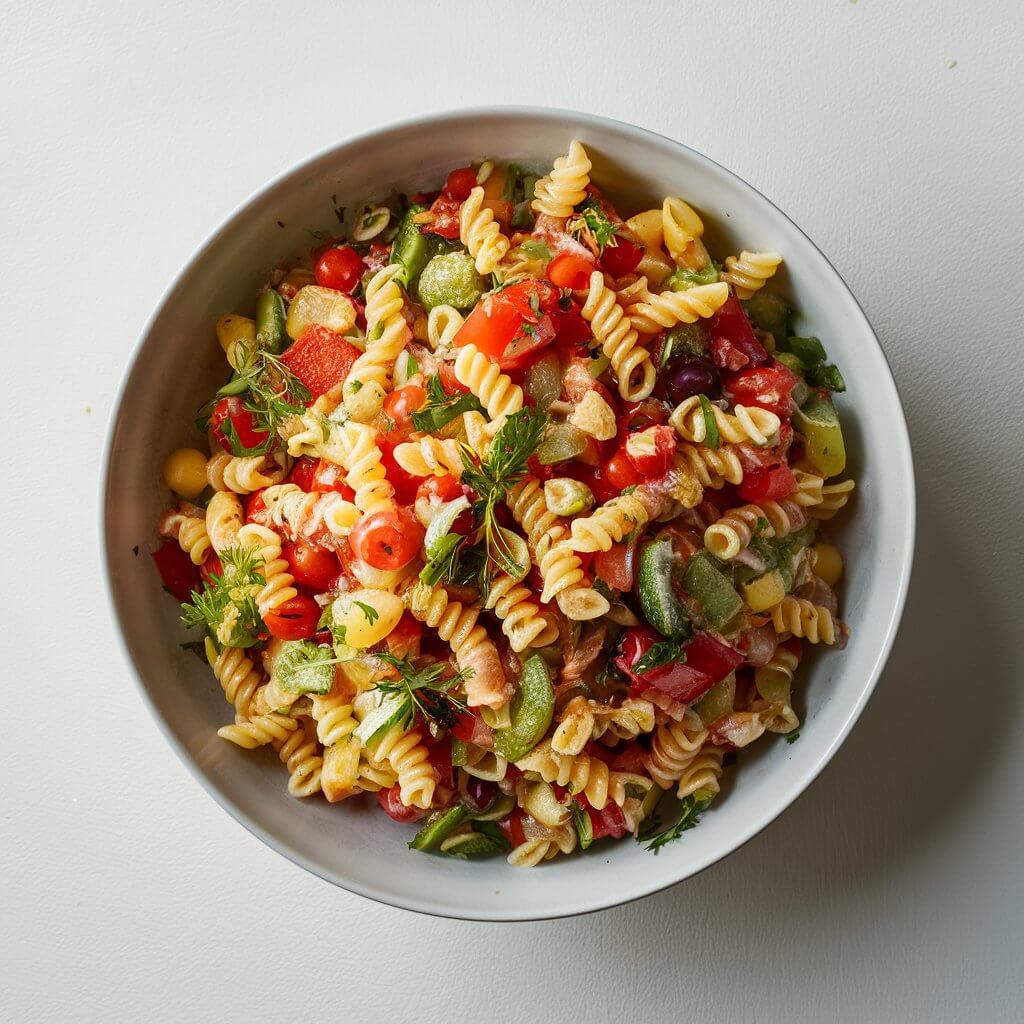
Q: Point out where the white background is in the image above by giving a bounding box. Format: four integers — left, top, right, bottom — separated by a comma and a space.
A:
3, 1, 1022, 1021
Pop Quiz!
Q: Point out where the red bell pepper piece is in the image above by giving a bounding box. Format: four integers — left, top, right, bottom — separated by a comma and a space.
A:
726, 363, 800, 419
579, 796, 630, 840
737, 464, 797, 503
709, 294, 770, 370
152, 540, 201, 602
280, 325, 361, 399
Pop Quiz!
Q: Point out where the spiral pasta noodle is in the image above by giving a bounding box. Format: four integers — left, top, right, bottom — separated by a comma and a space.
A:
531, 139, 592, 219
720, 251, 783, 299
218, 710, 298, 748
811, 479, 856, 519
704, 499, 811, 560
483, 573, 558, 653
676, 743, 724, 799
369, 725, 435, 809
206, 451, 288, 494
676, 443, 745, 491
661, 196, 706, 264
426, 304, 464, 351
344, 264, 410, 422
159, 509, 211, 565
552, 697, 655, 756
453, 342, 524, 432
236, 523, 297, 617
643, 711, 709, 789
630, 281, 729, 333
516, 742, 634, 810
203, 637, 261, 715
311, 695, 359, 748
338, 420, 394, 515
670, 395, 781, 448
580, 270, 656, 402
205, 491, 245, 554
272, 718, 323, 798
403, 580, 511, 708
507, 825, 577, 868
355, 755, 398, 793
568, 493, 650, 553
459, 186, 511, 275
769, 596, 838, 645
393, 436, 464, 478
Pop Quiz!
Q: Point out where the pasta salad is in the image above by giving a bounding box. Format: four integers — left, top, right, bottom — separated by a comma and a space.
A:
153, 140, 855, 866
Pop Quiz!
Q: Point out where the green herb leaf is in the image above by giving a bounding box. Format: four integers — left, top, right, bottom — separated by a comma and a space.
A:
419, 533, 463, 586
785, 730, 801, 744
568, 799, 594, 850
574, 197, 618, 253
639, 793, 712, 853
697, 394, 720, 450
634, 639, 687, 675
666, 263, 719, 290
405, 353, 420, 378
180, 546, 266, 649
354, 600, 379, 625
374, 653, 472, 732
520, 239, 551, 260
411, 373, 485, 433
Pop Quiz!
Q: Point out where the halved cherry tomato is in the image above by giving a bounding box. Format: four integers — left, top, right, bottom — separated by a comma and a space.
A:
210, 396, 268, 454
314, 245, 364, 293
443, 166, 478, 201
581, 797, 629, 840
364, 243, 391, 274
200, 552, 223, 586
152, 540, 200, 602
617, 398, 669, 439
438, 359, 470, 394
415, 475, 474, 533
454, 280, 558, 370
498, 808, 528, 848
593, 539, 637, 592
605, 448, 644, 490
280, 325, 361, 400
245, 488, 271, 526
599, 236, 643, 278
725, 364, 800, 420
709, 294, 770, 370
287, 456, 319, 492
282, 540, 340, 591
381, 383, 427, 435
737, 464, 797, 503
350, 506, 424, 570
378, 785, 428, 823
309, 458, 356, 500
378, 435, 422, 505
424, 192, 462, 239
263, 594, 320, 640
546, 251, 595, 290
550, 307, 591, 350
624, 423, 676, 478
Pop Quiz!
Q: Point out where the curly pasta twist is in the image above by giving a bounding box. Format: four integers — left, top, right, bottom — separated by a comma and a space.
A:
459, 186, 511, 275
483, 573, 558, 652
205, 491, 245, 554
203, 637, 261, 715
552, 696, 653, 756
338, 420, 394, 515
507, 825, 577, 867
531, 139, 592, 219
720, 251, 783, 300
579, 270, 656, 402
630, 281, 729, 333
453, 342, 523, 432
260, 483, 360, 542
754, 645, 800, 701
311, 695, 358, 747
676, 442, 745, 491
370, 725, 435, 809
769, 597, 838, 645
670, 396, 781, 448
568, 493, 650, 553
662, 196, 706, 263
217, 710, 298, 748
393, 436, 464, 478
206, 451, 288, 494
355, 755, 398, 793
237, 523, 297, 617
516, 742, 634, 810
273, 719, 323, 798
344, 264, 410, 422
643, 710, 709, 789
426, 304, 464, 351
403, 580, 511, 708
704, 499, 811, 560
496, 247, 547, 285
159, 509, 211, 565
676, 743, 724, 799
811, 479, 856, 520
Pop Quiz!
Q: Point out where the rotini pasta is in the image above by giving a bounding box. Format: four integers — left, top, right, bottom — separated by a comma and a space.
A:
453, 342, 524, 432
568, 493, 650, 553
531, 139, 592, 219
237, 523, 297, 617
516, 742, 635, 810
662, 196, 707, 266
459, 186, 511, 274
206, 451, 288, 494
704, 498, 811, 560
630, 281, 729, 333
483, 573, 558, 652
338, 420, 394, 515
273, 718, 323, 798
720, 251, 783, 299
769, 596, 839, 645
670, 395, 781, 447
426, 304, 464, 351
644, 710, 709, 789
369, 724, 435, 809
393, 435, 465, 478
159, 508, 211, 565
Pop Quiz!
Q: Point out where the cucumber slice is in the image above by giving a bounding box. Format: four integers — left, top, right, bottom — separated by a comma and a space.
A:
408, 805, 471, 851
255, 289, 287, 353
493, 655, 554, 762
440, 832, 508, 858
743, 291, 791, 343
681, 550, 744, 632
794, 392, 846, 477
637, 537, 690, 639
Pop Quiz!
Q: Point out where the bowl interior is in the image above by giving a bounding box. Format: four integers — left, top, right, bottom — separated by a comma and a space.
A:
104, 108, 914, 920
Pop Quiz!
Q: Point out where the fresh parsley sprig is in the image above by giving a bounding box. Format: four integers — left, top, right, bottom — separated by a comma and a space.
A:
570, 197, 618, 253
374, 653, 472, 732
410, 374, 485, 434
634, 638, 689, 675
180, 546, 266, 650
639, 793, 713, 854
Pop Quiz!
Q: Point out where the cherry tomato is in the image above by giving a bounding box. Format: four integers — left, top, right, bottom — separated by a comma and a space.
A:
551, 308, 592, 350
605, 448, 644, 490
737, 464, 797, 503
725, 364, 800, 419
151, 540, 201, 602
415, 475, 474, 533
424, 192, 462, 239
444, 166, 478, 201
378, 435, 423, 505
593, 540, 636, 592
263, 594, 320, 640
454, 281, 558, 369
350, 506, 425, 570
599, 236, 643, 278
282, 540, 340, 591
582, 798, 629, 841
245, 488, 271, 526
381, 383, 427, 435
624, 424, 676, 478
314, 245, 364, 293
617, 398, 669, 439
546, 251, 595, 290
438, 359, 470, 394
309, 458, 356, 499
210, 396, 268, 454
378, 785, 428, 823
279, 326, 361, 400
200, 552, 223, 586
287, 456, 319, 492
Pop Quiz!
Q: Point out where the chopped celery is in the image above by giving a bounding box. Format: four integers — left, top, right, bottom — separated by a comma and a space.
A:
389, 205, 434, 289
255, 290, 286, 353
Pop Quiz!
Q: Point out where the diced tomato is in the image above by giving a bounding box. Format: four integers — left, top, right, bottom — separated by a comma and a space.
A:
200, 552, 222, 586
617, 398, 669, 439
605, 448, 644, 490
580, 797, 629, 841
610, 742, 648, 774
378, 785, 429, 823
384, 612, 422, 660
286, 456, 319, 492
567, 463, 619, 506
364, 243, 391, 274
443, 166, 478, 202
350, 506, 424, 571
310, 459, 356, 499
263, 594, 320, 640
709, 294, 769, 370
415, 476, 474, 533
616, 626, 744, 704
550, 308, 591, 350
599, 237, 643, 278
210, 396, 269, 454
593, 538, 637, 592
454, 280, 559, 370
737, 464, 797, 503
451, 710, 494, 747
726, 364, 800, 419
245, 488, 271, 526
280, 325, 361, 400
377, 435, 423, 505
498, 808, 528, 848
546, 251, 595, 290
424, 193, 462, 239
624, 424, 676, 478
282, 540, 340, 591
381, 383, 427, 435
438, 359, 470, 394
152, 540, 201, 602
314, 245, 364, 294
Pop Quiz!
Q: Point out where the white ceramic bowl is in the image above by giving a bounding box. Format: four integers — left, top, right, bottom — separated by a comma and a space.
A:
103, 107, 914, 920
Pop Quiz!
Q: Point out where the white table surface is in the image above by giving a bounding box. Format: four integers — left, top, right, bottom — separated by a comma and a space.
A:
4, 1, 1022, 1020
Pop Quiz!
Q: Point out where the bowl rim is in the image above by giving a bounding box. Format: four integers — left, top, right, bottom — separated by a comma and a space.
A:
101, 104, 916, 921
